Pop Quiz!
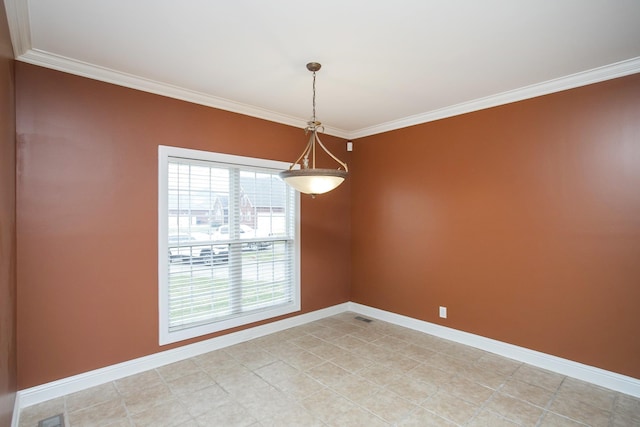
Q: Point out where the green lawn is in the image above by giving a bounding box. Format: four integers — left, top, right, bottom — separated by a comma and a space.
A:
169, 274, 289, 325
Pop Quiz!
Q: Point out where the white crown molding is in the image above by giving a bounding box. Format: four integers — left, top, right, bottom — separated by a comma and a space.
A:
348, 56, 640, 139
18, 48, 639, 142
3, 0, 30, 56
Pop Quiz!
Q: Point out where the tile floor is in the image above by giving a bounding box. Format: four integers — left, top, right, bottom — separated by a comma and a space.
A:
19, 312, 640, 426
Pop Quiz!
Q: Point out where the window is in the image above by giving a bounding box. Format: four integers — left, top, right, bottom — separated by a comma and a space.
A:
158, 146, 300, 345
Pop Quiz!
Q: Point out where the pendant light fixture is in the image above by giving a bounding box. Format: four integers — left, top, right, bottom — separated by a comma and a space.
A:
280, 62, 348, 196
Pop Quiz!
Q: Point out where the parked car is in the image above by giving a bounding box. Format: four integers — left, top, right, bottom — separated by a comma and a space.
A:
168, 233, 228, 264
212, 224, 272, 250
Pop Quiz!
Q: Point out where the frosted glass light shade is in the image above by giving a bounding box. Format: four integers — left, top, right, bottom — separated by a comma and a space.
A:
280, 168, 347, 195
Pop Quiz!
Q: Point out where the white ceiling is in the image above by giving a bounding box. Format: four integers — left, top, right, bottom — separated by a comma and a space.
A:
5, 0, 640, 139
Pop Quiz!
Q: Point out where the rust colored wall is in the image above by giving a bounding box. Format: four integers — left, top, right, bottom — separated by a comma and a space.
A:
15, 63, 351, 389
0, 1, 16, 425
351, 74, 640, 379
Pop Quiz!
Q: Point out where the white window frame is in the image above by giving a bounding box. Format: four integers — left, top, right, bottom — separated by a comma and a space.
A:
158, 145, 300, 345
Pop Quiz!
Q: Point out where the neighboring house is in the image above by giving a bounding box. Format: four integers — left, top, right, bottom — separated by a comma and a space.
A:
167, 175, 286, 229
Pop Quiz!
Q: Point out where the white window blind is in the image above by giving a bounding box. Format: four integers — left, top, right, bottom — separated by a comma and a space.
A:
158, 146, 300, 345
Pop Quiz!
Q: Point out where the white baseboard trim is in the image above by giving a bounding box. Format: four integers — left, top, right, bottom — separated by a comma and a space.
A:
348, 302, 640, 398
16, 300, 640, 412
11, 392, 20, 427
17, 303, 349, 408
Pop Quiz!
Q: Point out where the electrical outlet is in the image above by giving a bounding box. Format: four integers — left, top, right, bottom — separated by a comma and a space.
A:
439, 306, 447, 318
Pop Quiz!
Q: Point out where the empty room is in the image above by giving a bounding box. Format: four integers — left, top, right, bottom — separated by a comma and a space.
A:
1, 1, 639, 426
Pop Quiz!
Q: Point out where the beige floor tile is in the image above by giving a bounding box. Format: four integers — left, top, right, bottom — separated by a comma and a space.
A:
409, 363, 455, 387
67, 397, 128, 427
612, 411, 640, 427
307, 341, 349, 360
129, 399, 193, 427
295, 322, 329, 336
396, 408, 458, 426
397, 343, 436, 362
269, 338, 309, 355
500, 377, 556, 408
165, 371, 214, 396
332, 334, 370, 352
484, 392, 545, 426
360, 341, 398, 362
254, 360, 299, 385
229, 347, 279, 370
177, 383, 231, 417
370, 334, 411, 351
223, 341, 260, 357
276, 372, 326, 400
66, 382, 121, 413
301, 388, 356, 422
115, 370, 165, 396
357, 362, 404, 386
385, 375, 438, 404
194, 400, 256, 427
413, 334, 455, 353
279, 348, 325, 371
306, 361, 351, 387
329, 348, 374, 372
106, 419, 134, 426
440, 342, 487, 363
348, 326, 386, 343
439, 375, 495, 406
327, 406, 390, 427
232, 385, 295, 419
199, 356, 248, 380
538, 411, 588, 426
474, 353, 522, 376
424, 352, 472, 374
122, 382, 173, 414
260, 404, 325, 427
191, 348, 234, 369
215, 370, 270, 395
329, 373, 381, 405
358, 388, 417, 424
376, 352, 421, 373
309, 325, 348, 341
421, 390, 480, 425
614, 393, 640, 421
373, 321, 411, 336
460, 364, 510, 389
557, 377, 617, 412
467, 409, 521, 426
512, 364, 565, 392
290, 334, 325, 350
549, 393, 612, 427
156, 359, 201, 382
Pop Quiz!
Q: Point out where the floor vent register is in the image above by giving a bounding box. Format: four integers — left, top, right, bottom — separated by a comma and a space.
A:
38, 414, 64, 427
